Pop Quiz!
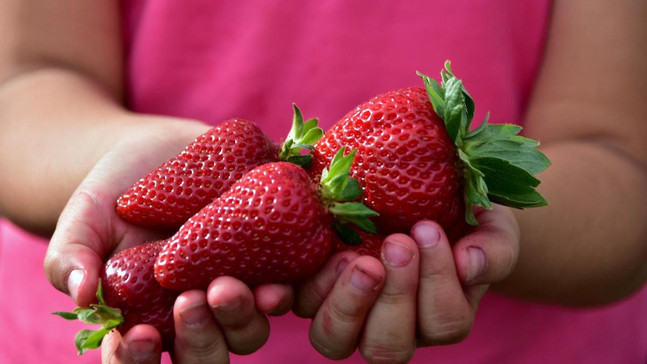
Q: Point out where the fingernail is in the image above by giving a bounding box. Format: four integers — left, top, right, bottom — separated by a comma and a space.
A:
350, 267, 379, 293
466, 246, 486, 284
336, 258, 349, 277
67, 269, 84, 301
382, 240, 413, 267
213, 298, 241, 314
413, 222, 440, 248
180, 304, 210, 327
129, 340, 156, 360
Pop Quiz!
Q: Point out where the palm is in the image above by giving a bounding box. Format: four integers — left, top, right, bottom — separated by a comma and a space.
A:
46, 122, 209, 306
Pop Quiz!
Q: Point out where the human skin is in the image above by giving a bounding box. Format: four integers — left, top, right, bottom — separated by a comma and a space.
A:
293, 1, 647, 362
1, 0, 646, 363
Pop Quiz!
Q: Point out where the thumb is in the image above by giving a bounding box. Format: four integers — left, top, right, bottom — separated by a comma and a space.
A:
44, 189, 111, 306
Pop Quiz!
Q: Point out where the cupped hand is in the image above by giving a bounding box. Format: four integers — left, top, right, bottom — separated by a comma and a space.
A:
43, 117, 293, 362
293, 205, 520, 363
100, 277, 293, 363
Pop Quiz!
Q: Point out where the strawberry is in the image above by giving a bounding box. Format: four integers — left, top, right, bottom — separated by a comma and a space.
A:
117, 105, 323, 229
154, 149, 378, 291
332, 228, 386, 259
311, 61, 550, 240
54, 241, 177, 354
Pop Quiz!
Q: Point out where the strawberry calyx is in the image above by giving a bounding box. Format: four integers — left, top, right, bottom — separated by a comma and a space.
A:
319, 147, 379, 245
418, 61, 551, 225
279, 104, 324, 168
53, 280, 124, 355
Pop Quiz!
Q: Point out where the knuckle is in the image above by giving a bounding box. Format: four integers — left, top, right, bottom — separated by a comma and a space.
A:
228, 330, 268, 355
177, 334, 226, 357
361, 344, 414, 364
329, 298, 364, 322
375, 288, 410, 306
494, 242, 519, 280
294, 283, 326, 318
418, 314, 473, 345
43, 251, 65, 290
219, 313, 254, 331
309, 333, 354, 360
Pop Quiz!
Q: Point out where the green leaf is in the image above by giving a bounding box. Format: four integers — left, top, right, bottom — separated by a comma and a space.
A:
279, 104, 324, 166
76, 309, 104, 325
338, 178, 363, 201
317, 147, 380, 240
443, 77, 467, 143
418, 61, 550, 225
329, 202, 379, 221
52, 311, 79, 320
459, 149, 491, 225
74, 330, 95, 355
76, 328, 111, 355
417, 71, 445, 117
320, 147, 357, 201
464, 124, 550, 175
54, 279, 124, 355
332, 222, 362, 246
329, 202, 379, 233
471, 157, 541, 192
300, 128, 324, 146
489, 190, 547, 208
92, 304, 123, 323
96, 279, 107, 306
286, 155, 314, 168
443, 61, 475, 121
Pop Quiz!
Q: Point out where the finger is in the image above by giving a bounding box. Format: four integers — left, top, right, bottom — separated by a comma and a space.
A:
173, 290, 230, 363
45, 190, 111, 306
45, 182, 162, 306
101, 325, 162, 364
207, 277, 270, 355
359, 234, 418, 364
293, 251, 360, 318
464, 284, 490, 312
309, 256, 385, 360
410, 220, 475, 346
253, 283, 294, 316
453, 205, 520, 285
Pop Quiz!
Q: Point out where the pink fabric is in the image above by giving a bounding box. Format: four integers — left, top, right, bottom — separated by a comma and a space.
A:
1, 1, 646, 363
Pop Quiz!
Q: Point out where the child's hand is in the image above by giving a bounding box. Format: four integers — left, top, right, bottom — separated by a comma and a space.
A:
43, 120, 293, 362
293, 205, 520, 363
99, 279, 293, 363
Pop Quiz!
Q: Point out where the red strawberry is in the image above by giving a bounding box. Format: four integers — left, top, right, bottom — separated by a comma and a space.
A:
154, 149, 377, 291
311, 87, 464, 235
54, 241, 178, 354
311, 61, 550, 239
117, 106, 322, 229
332, 228, 386, 259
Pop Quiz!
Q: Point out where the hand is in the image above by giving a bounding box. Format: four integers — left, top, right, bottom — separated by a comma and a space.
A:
43, 118, 293, 362
293, 205, 520, 363
100, 278, 294, 363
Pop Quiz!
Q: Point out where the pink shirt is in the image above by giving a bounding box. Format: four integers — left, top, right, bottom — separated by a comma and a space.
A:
1, 1, 646, 363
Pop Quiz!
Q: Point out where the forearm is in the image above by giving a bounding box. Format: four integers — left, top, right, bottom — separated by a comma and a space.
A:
0, 67, 135, 233
496, 140, 647, 305
492, 0, 647, 306
0, 0, 131, 234
0, 68, 209, 235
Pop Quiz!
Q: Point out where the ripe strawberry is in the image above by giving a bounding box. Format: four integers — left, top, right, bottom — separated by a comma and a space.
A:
311, 61, 550, 239
332, 228, 386, 259
54, 241, 177, 354
154, 149, 377, 291
117, 106, 322, 229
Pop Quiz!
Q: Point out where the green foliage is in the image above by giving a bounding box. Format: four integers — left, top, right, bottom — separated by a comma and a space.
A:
279, 104, 324, 168
419, 61, 550, 225
52, 280, 124, 355
320, 147, 379, 244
